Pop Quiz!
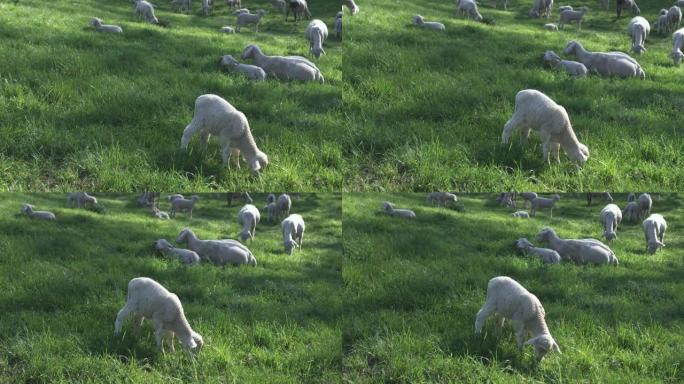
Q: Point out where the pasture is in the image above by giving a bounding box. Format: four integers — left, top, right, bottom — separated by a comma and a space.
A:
343, 193, 684, 382
0, 193, 342, 382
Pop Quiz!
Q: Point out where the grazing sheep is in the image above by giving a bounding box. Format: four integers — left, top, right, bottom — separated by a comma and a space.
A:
342, 0, 359, 15
536, 227, 619, 265
335, 11, 342, 39
668, 6, 682, 32
176, 228, 257, 266
622, 201, 640, 222
427, 192, 458, 207
616, 0, 640, 18
516, 238, 561, 263
236, 9, 266, 32
134, 0, 158, 24
599, 204, 622, 240
529, 0, 553, 18
150, 206, 170, 220
276, 194, 292, 219
628, 17, 650, 54
656, 9, 670, 34
89, 17, 123, 33
627, 193, 636, 202
511, 211, 531, 218
167, 194, 184, 202
20, 204, 56, 220
281, 214, 305, 255
637, 193, 652, 219
530, 195, 561, 217
458, 0, 484, 21
220, 55, 266, 81
544, 23, 559, 30
67, 192, 98, 208
412, 15, 446, 31
171, 0, 191, 12
220, 26, 235, 33
587, 192, 614, 206
241, 44, 324, 83
181, 94, 268, 173
114, 277, 203, 353
671, 28, 684, 65
225, 0, 240, 8
306, 19, 329, 58
642, 214, 667, 254
382, 202, 416, 219
543, 50, 588, 77
170, 195, 200, 218
564, 40, 645, 79
286, 0, 311, 21
155, 239, 200, 265
501, 89, 590, 165
264, 202, 278, 222
227, 192, 253, 206
238, 204, 261, 242
558, 7, 588, 30
519, 192, 538, 208
475, 276, 561, 361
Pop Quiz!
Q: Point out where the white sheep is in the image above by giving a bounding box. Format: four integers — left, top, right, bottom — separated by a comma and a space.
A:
264, 201, 278, 222
558, 7, 588, 30
114, 277, 203, 353
286, 0, 311, 21
220, 55, 266, 81
530, 195, 560, 217
475, 276, 561, 361
458, 0, 484, 21
656, 9, 670, 34
519, 192, 538, 208
134, 0, 158, 24
622, 201, 640, 222
412, 15, 446, 31
170, 195, 200, 218
342, 0, 359, 15
276, 194, 292, 219
238, 204, 261, 242
427, 192, 458, 207
382, 202, 416, 219
511, 211, 530, 218
516, 238, 561, 263
668, 6, 682, 33
226, 0, 241, 8
501, 89, 590, 165
529, 0, 553, 18
176, 228, 257, 266
616, 0, 640, 18
670, 27, 684, 64
181, 94, 268, 173
89, 18, 123, 33
155, 239, 200, 265
171, 0, 191, 12
637, 193, 652, 219
564, 40, 645, 79
599, 204, 622, 240
543, 50, 588, 77
20, 204, 56, 220
237, 9, 266, 33
281, 213, 305, 255
220, 26, 235, 33
536, 227, 619, 265
544, 23, 559, 31
67, 192, 98, 208
241, 44, 324, 83
150, 206, 170, 219
628, 17, 650, 54
335, 11, 342, 40
642, 214, 667, 254
305, 19, 329, 58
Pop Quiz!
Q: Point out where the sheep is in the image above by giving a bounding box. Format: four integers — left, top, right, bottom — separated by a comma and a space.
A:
220, 26, 235, 33
642, 214, 667, 254
515, 238, 561, 263
171, 0, 191, 12
458, 0, 484, 21
134, 0, 158, 24
627, 193, 636, 202
529, 0, 553, 18
544, 23, 559, 31
501, 89, 590, 165
201, 0, 213, 15
335, 11, 342, 40
264, 202, 278, 222
137, 191, 158, 207
170, 195, 200, 218
671, 28, 684, 64
412, 15, 446, 31
427, 192, 458, 207
475, 276, 561, 361
530, 194, 561, 217
511, 211, 531, 218
236, 9, 266, 33
599, 204, 622, 241
306, 20, 329, 58
286, 0, 311, 21
271, 0, 286, 13
267, 193, 276, 204
668, 6, 682, 33
167, 194, 184, 202
67, 192, 98, 208
628, 17, 650, 54
496, 192, 516, 208
587, 192, 614, 206
114, 277, 203, 353
281, 214, 305, 255
180, 94, 269, 173
518, 192, 537, 208
227, 192, 253, 206
241, 44, 324, 83
150, 206, 170, 219
155, 239, 200, 265
559, 7, 588, 30
637, 193, 652, 219
89, 18, 123, 33
543, 50, 588, 77
20, 204, 56, 220
564, 40, 645, 79
276, 194, 292, 219
220, 55, 266, 81
225, 0, 240, 8
382, 202, 416, 219
616, 0, 640, 18
238, 204, 261, 242
342, 0, 359, 15
536, 227, 619, 265
622, 201, 640, 222
176, 228, 257, 266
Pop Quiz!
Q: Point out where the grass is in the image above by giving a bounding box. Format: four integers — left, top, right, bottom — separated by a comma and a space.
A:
343, 193, 684, 382
0, 0, 342, 191
0, 192, 342, 383
343, 0, 684, 191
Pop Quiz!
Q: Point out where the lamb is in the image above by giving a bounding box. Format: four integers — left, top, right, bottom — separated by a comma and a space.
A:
180, 94, 269, 173
543, 50, 588, 77
529, 194, 560, 217
170, 195, 200, 218
225, 0, 241, 8
241, 44, 324, 83
637, 193, 652, 219
670, 27, 684, 64
306, 19, 329, 58
134, 0, 158, 24
475, 276, 561, 361
150, 206, 170, 219
89, 17, 123, 33
586, 192, 613, 206
558, 7, 588, 30
67, 192, 98, 208
501, 89, 590, 165
511, 211, 531, 218
382, 202, 416, 219
656, 9, 670, 34
264, 202, 278, 222
622, 201, 640, 222
642, 214, 667, 254
544, 23, 559, 31
176, 228, 257, 266
335, 11, 342, 40
220, 26, 235, 33
281, 214, 305, 255
616, 0, 640, 18
515, 238, 561, 263
427, 192, 458, 207
155, 239, 200, 265
599, 204, 622, 240
238, 204, 261, 242
342, 0, 359, 15
277, 194, 292, 219
458, 0, 484, 21
286, 0, 311, 21
535, 227, 619, 265
171, 0, 191, 12
529, 0, 553, 18
519, 192, 538, 208
668, 6, 682, 33
220, 55, 266, 81
114, 277, 203, 353
628, 17, 650, 54
564, 40, 645, 79
20, 204, 56, 220
236, 9, 266, 32
412, 15, 446, 31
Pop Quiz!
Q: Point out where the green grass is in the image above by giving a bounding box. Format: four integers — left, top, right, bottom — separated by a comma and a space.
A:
0, 193, 342, 382
343, 193, 684, 382
343, 0, 684, 191
0, 0, 342, 191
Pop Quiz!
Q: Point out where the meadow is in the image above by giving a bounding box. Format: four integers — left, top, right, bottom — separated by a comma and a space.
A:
343, 0, 684, 191
0, 0, 342, 191
0, 193, 343, 383
343, 193, 684, 382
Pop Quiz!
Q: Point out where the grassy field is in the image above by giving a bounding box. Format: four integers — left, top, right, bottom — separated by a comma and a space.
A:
0, 193, 342, 382
0, 0, 342, 191
343, 0, 684, 191
343, 193, 684, 382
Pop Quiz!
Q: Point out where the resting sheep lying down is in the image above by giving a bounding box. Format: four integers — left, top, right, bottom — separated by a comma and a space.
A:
176, 227, 257, 266
20, 204, 56, 220
515, 238, 561, 263
382, 202, 416, 218
536, 227, 619, 265
564, 40, 645, 79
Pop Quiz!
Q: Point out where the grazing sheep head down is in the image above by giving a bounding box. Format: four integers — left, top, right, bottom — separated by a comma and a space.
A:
671, 50, 684, 65
250, 151, 269, 173
526, 334, 562, 361
647, 239, 665, 254
284, 239, 297, 255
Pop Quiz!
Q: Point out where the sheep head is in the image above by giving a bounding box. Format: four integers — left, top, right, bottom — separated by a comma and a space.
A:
249, 151, 268, 174
526, 334, 561, 361
647, 240, 665, 254
176, 228, 193, 244
515, 238, 534, 251
220, 55, 239, 67
20, 204, 34, 214
155, 239, 172, 251
603, 231, 617, 241
284, 239, 298, 255
670, 50, 684, 65
241, 44, 259, 60
90, 17, 103, 27
563, 40, 581, 55
412, 15, 424, 25
535, 227, 556, 243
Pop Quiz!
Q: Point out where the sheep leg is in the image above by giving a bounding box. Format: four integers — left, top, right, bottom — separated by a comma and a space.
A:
475, 300, 496, 333
551, 142, 561, 164
133, 314, 144, 333
494, 315, 505, 336
512, 319, 526, 350
114, 304, 134, 335
154, 323, 166, 352
231, 148, 241, 169
200, 131, 211, 152
298, 231, 304, 249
